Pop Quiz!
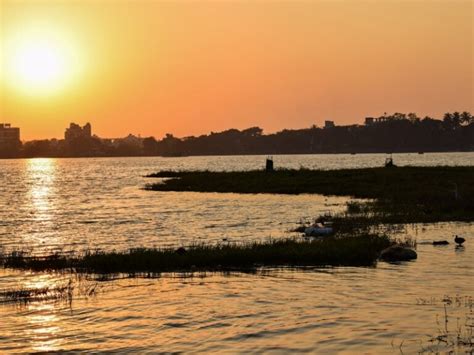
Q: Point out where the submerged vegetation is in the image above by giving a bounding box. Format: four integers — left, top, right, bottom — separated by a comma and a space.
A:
0, 278, 100, 305
1, 235, 393, 274
146, 166, 474, 223
399, 295, 474, 353
0, 285, 73, 305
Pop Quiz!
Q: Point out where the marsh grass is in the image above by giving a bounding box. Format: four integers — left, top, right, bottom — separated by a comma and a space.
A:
292, 203, 415, 241
0, 284, 73, 304
1, 235, 393, 275
0, 275, 103, 306
413, 295, 474, 353
0, 277, 102, 305
146, 167, 474, 223
392, 296, 474, 353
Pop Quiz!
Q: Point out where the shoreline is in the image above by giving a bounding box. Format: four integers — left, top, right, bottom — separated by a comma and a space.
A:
1, 150, 474, 160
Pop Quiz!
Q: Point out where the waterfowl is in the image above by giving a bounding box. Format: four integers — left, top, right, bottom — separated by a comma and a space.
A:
454, 235, 465, 246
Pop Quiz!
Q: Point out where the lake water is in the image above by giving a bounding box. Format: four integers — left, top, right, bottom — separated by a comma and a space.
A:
0, 153, 473, 353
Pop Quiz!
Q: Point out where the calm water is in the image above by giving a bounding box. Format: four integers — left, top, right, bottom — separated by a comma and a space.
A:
0, 153, 473, 353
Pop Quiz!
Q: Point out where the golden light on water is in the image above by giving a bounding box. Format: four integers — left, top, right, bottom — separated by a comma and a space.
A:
22, 276, 64, 353
27, 304, 62, 354
24, 158, 60, 252
27, 158, 56, 215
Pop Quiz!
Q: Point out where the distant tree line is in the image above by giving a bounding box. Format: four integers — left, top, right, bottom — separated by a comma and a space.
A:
1, 112, 473, 158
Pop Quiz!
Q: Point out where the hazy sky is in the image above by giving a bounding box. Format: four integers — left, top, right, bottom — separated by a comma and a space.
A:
1, 0, 473, 140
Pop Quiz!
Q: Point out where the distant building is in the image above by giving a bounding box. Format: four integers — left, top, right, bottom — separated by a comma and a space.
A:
365, 117, 375, 125
65, 122, 92, 141
365, 116, 391, 125
0, 123, 21, 147
324, 120, 335, 129
115, 134, 142, 147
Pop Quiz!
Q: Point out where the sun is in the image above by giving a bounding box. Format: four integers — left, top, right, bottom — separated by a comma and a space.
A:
3, 28, 82, 97
13, 40, 66, 89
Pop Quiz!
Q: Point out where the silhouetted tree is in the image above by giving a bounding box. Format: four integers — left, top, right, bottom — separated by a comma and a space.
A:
143, 137, 158, 155
460, 112, 473, 126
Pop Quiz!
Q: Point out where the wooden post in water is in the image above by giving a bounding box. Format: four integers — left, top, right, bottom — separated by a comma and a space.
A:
266, 157, 274, 172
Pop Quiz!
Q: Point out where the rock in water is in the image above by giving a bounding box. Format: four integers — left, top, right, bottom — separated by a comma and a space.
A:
433, 240, 449, 245
379, 246, 417, 262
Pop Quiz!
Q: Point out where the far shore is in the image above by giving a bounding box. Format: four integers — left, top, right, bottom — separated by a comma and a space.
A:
1, 150, 474, 160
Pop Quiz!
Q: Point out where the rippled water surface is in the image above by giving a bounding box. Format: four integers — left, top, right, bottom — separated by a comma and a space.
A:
0, 153, 473, 353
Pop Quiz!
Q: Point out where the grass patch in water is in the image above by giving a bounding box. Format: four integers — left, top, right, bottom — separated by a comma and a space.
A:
393, 295, 474, 353
1, 235, 392, 274
0, 284, 73, 304
146, 167, 474, 223
0, 278, 100, 305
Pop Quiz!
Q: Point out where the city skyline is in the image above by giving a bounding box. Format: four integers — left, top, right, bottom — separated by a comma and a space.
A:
2, 109, 472, 142
0, 113, 410, 142
2, 110, 472, 159
1, 0, 472, 141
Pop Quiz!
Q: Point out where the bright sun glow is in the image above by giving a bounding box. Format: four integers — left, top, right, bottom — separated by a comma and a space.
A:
14, 41, 66, 87
3, 28, 81, 97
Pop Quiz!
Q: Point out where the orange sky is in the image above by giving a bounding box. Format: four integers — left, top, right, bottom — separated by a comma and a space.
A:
1, 0, 473, 141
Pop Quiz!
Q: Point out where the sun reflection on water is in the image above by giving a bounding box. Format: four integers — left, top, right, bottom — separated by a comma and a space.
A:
25, 302, 62, 353
24, 158, 59, 254
20, 273, 68, 353
27, 158, 56, 212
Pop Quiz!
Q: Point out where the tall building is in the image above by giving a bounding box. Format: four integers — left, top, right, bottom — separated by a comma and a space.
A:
324, 120, 335, 129
65, 122, 92, 141
0, 123, 21, 147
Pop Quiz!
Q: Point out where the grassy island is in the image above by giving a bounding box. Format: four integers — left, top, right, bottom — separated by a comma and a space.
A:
146, 166, 474, 223
1, 235, 392, 274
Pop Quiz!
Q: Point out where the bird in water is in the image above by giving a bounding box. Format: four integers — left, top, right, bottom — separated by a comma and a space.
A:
454, 235, 465, 246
